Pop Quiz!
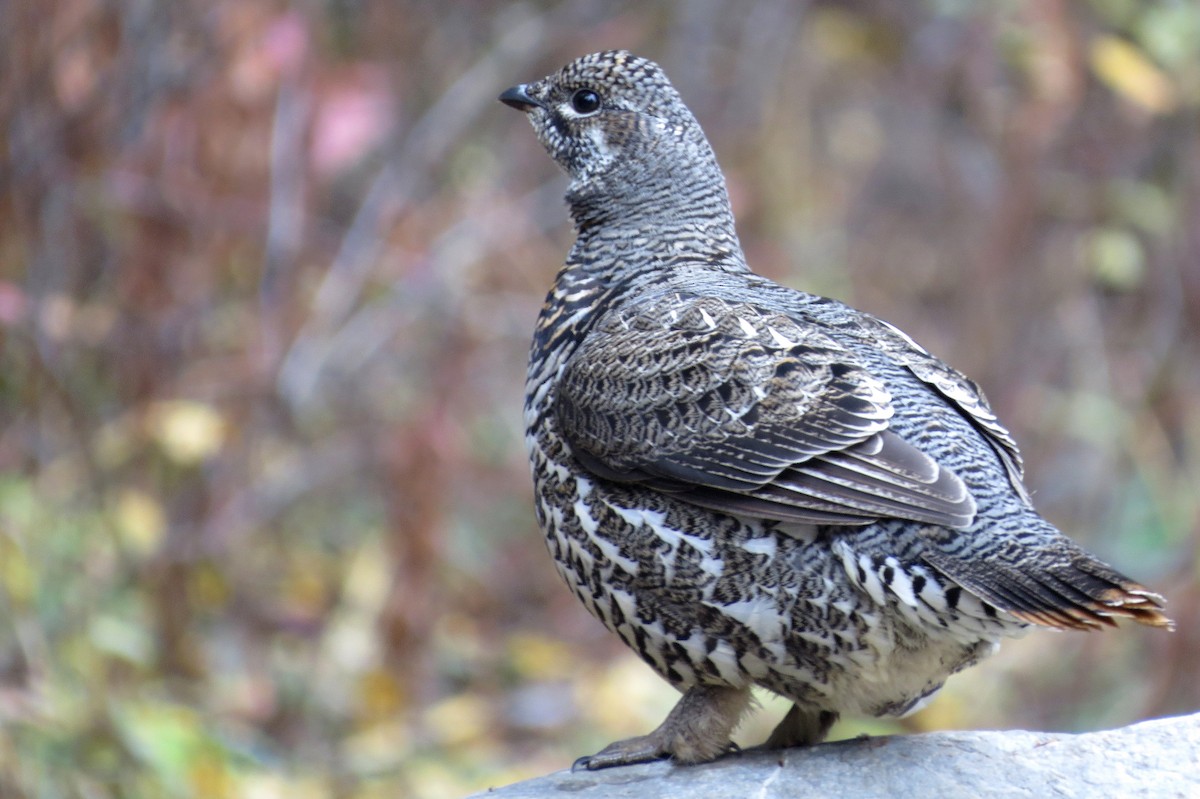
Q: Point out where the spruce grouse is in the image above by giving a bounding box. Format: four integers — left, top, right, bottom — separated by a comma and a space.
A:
499, 50, 1171, 770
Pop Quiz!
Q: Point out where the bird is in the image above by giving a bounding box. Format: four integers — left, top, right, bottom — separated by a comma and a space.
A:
498, 50, 1172, 771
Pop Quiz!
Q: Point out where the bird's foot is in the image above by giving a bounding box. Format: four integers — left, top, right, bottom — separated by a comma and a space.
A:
572, 684, 752, 771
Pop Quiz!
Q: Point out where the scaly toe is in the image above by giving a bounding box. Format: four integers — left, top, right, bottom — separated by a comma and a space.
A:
573, 734, 670, 771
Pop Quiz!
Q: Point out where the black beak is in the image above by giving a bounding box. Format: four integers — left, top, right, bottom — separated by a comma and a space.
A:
499, 84, 541, 112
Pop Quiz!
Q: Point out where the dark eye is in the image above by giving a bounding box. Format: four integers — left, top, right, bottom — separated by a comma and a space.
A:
570, 89, 601, 115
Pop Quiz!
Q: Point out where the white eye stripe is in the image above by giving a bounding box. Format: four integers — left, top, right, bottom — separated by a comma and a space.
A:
559, 104, 595, 121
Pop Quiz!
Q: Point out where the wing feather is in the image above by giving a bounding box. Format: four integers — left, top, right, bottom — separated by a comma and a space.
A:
556, 292, 975, 528
860, 317, 1031, 503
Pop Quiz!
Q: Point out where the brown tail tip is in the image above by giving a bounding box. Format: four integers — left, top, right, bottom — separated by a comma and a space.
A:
1012, 584, 1175, 632
1100, 585, 1175, 631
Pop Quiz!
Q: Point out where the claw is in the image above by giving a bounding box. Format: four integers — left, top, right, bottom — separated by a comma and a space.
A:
569, 685, 753, 770
573, 734, 669, 770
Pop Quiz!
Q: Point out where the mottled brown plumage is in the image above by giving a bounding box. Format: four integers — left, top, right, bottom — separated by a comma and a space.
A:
500, 51, 1171, 770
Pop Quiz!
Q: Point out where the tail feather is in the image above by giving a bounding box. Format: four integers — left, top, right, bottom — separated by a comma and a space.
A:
922, 541, 1174, 632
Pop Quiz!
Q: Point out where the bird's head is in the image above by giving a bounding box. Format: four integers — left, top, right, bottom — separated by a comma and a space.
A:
499, 51, 708, 187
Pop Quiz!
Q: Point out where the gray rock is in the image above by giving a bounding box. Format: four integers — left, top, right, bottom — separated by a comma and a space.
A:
469, 713, 1200, 799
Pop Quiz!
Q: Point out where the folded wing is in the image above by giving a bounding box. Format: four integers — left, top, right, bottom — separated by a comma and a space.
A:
556, 292, 976, 529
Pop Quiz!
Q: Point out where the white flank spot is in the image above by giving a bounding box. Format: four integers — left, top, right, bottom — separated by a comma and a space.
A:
643, 511, 679, 547
738, 649, 768, 678
909, 565, 944, 609
698, 554, 724, 578
573, 498, 599, 535
833, 540, 859, 585
737, 316, 758, 338
640, 508, 672, 540
884, 557, 918, 607
795, 629, 836, 650
832, 598, 857, 616
699, 307, 717, 328
740, 536, 777, 557
609, 588, 638, 627
707, 638, 745, 684
564, 535, 594, 573
679, 631, 710, 664
658, 550, 676, 584
573, 475, 597, 532
858, 555, 887, 605
672, 661, 697, 684
833, 627, 860, 645
609, 504, 644, 527
681, 529, 715, 557
714, 596, 774, 633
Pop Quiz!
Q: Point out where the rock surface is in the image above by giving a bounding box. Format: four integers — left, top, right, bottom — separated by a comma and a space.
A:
470, 713, 1200, 799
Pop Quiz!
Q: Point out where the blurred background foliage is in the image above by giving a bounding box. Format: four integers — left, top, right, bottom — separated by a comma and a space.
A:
1, 0, 1198, 796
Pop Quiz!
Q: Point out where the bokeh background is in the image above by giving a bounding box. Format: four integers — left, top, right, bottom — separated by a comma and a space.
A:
2, 0, 1198, 796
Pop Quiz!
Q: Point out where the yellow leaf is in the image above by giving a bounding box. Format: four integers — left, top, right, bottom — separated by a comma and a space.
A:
236, 774, 328, 799
356, 667, 408, 722
146, 400, 227, 464
1090, 35, 1177, 114
344, 718, 411, 772
0, 536, 36, 606
342, 536, 391, 612
282, 554, 330, 615
807, 7, 886, 65
1083, 226, 1145, 291
405, 759, 485, 799
188, 753, 234, 799
506, 632, 575, 681
423, 693, 490, 748
190, 563, 231, 611
115, 488, 166, 555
